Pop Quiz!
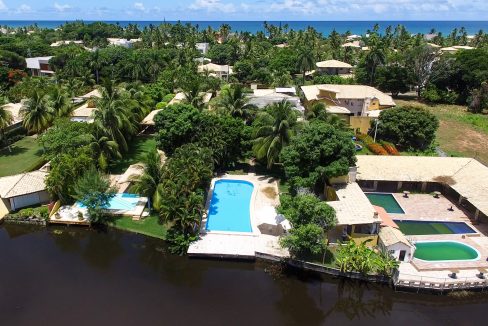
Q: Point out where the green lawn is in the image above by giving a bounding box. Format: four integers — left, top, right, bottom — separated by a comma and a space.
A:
0, 136, 45, 177
110, 214, 167, 239
396, 100, 488, 165
109, 135, 156, 174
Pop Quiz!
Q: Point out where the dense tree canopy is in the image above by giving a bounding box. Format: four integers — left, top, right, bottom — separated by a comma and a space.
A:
376, 106, 439, 150
281, 121, 356, 192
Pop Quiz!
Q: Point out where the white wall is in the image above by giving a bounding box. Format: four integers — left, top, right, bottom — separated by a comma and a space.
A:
381, 242, 414, 262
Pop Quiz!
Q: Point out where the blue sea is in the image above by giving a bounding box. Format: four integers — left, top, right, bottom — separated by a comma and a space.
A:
1, 21, 488, 35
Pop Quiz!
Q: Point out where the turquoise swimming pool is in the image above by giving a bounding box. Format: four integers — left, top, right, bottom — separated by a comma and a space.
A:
77, 193, 140, 211
366, 193, 405, 214
206, 179, 253, 232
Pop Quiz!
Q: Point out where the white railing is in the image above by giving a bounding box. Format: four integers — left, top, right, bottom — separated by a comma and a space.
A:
394, 273, 488, 291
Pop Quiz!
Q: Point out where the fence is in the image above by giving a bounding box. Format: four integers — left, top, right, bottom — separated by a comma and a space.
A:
393, 273, 488, 292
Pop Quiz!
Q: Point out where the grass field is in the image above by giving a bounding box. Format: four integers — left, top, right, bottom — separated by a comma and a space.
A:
396, 99, 488, 165
109, 135, 156, 174
0, 136, 45, 177
110, 215, 167, 239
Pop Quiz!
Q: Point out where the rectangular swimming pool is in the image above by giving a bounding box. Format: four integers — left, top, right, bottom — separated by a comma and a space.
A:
365, 193, 405, 214
77, 193, 140, 211
395, 220, 477, 235
206, 179, 253, 232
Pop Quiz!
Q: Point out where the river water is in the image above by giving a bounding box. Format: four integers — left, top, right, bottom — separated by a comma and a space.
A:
1, 224, 487, 325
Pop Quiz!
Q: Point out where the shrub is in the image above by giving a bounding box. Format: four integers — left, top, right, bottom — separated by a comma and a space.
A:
155, 101, 167, 110
356, 133, 374, 145
367, 143, 388, 155
380, 141, 400, 155
162, 94, 175, 103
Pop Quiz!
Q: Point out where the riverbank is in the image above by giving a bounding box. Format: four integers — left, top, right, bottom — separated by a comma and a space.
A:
109, 215, 167, 240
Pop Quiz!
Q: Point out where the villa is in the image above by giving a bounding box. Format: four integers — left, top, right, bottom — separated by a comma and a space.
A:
107, 38, 141, 48
197, 63, 233, 80
0, 171, 50, 212
315, 60, 353, 77
70, 89, 101, 123
300, 84, 396, 132
25, 56, 54, 76
167, 92, 213, 106
247, 87, 304, 112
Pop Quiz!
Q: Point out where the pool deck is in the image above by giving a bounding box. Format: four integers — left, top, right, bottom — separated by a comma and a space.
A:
375, 192, 488, 289
187, 174, 289, 259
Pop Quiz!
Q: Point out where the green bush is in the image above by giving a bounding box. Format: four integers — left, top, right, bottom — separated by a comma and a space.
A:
155, 101, 167, 110
162, 94, 175, 103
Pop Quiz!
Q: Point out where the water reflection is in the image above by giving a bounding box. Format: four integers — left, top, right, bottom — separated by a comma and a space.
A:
46, 226, 123, 271
1, 224, 488, 326
325, 279, 393, 320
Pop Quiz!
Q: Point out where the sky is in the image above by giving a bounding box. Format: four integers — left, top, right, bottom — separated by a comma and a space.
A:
0, 0, 487, 21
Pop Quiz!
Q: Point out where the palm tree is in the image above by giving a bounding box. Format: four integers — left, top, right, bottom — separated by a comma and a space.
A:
94, 80, 136, 152
218, 84, 256, 121
89, 132, 122, 171
183, 85, 205, 110
90, 49, 105, 84
296, 47, 315, 82
20, 91, 54, 134
50, 87, 72, 117
253, 100, 297, 169
0, 103, 13, 148
131, 147, 165, 211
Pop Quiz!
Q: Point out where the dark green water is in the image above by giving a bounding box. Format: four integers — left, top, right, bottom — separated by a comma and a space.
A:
414, 241, 479, 261
1, 224, 487, 325
366, 193, 405, 214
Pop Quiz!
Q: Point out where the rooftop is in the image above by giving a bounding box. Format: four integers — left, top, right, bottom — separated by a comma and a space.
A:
25, 56, 53, 69
141, 109, 162, 125
0, 171, 47, 198
316, 60, 352, 69
328, 182, 378, 225
301, 84, 396, 107
356, 156, 488, 217
379, 226, 412, 247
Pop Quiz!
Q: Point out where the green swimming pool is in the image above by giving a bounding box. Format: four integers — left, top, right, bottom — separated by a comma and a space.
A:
414, 241, 480, 261
365, 193, 405, 214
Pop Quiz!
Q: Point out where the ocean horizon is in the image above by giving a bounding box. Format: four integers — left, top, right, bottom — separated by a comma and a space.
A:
1, 20, 488, 35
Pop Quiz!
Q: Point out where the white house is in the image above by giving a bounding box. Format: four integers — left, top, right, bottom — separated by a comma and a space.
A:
50, 40, 84, 47
70, 89, 101, 123
247, 87, 304, 112
315, 60, 353, 76
0, 171, 50, 211
196, 42, 210, 55
107, 38, 141, 48
198, 63, 233, 80
378, 226, 414, 262
25, 56, 54, 76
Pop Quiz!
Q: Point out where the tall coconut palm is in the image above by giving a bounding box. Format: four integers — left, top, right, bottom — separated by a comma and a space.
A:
253, 100, 297, 169
296, 47, 315, 82
94, 80, 136, 152
20, 91, 54, 134
0, 103, 13, 147
50, 86, 72, 117
218, 84, 256, 120
90, 49, 105, 84
131, 147, 165, 210
89, 132, 122, 171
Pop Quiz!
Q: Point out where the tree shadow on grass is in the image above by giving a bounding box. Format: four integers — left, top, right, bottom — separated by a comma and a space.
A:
0, 145, 28, 157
